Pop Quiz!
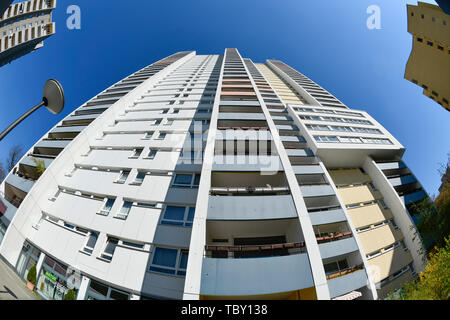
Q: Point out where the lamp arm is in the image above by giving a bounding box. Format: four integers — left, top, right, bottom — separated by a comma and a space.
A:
0, 101, 46, 141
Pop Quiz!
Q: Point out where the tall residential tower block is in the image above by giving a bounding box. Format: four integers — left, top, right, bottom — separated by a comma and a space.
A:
0, 0, 56, 67
0, 49, 428, 300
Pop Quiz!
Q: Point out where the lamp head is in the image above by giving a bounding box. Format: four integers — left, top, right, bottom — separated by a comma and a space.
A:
43, 79, 65, 115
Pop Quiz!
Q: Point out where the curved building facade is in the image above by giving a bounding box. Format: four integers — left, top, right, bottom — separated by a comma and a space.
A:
0, 49, 427, 300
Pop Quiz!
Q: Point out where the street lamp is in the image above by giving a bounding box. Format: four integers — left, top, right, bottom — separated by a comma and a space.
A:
0, 79, 65, 141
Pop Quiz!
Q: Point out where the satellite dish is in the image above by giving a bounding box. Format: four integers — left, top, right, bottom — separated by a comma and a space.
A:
43, 79, 65, 115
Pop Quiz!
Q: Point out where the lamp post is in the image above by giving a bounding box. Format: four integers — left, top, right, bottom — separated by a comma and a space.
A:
0, 79, 65, 141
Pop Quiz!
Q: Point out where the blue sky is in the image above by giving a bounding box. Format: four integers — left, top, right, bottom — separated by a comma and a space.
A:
0, 0, 448, 196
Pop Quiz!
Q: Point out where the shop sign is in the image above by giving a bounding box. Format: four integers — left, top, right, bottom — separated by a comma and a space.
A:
45, 271, 57, 282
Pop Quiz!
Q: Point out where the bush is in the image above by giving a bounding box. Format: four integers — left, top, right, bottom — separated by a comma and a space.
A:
27, 265, 37, 285
63, 289, 77, 300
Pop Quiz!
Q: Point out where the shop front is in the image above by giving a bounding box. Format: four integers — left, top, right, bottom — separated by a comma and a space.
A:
36, 256, 75, 300
15, 241, 41, 282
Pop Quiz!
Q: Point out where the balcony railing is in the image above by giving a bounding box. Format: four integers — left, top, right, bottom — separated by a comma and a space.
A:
326, 264, 364, 280
204, 241, 306, 258
316, 232, 353, 244
217, 126, 268, 131
210, 186, 290, 196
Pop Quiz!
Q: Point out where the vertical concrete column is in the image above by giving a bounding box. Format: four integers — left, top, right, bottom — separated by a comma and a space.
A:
35, 252, 45, 277
76, 276, 91, 300
183, 52, 226, 300
241, 57, 331, 300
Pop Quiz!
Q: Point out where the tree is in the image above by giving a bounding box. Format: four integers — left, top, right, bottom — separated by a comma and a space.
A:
27, 265, 37, 285
387, 237, 450, 300
0, 164, 5, 183
63, 288, 77, 300
5, 145, 23, 172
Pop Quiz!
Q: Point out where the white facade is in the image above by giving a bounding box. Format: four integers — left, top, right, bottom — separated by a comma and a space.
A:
0, 49, 427, 300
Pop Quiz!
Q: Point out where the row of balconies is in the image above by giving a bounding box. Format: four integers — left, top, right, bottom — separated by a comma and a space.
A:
0, 23, 54, 53
1, 0, 55, 22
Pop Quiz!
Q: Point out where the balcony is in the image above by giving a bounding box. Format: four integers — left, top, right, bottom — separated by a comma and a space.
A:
388, 175, 417, 188
292, 165, 323, 175
218, 113, 266, 121
286, 149, 314, 157
377, 161, 406, 171
215, 129, 272, 141
327, 269, 368, 299
300, 185, 335, 198
200, 253, 314, 297
318, 236, 359, 259
208, 194, 297, 220
399, 190, 427, 206
309, 208, 348, 226
204, 241, 306, 258
211, 172, 288, 191
5, 173, 35, 194
212, 155, 283, 172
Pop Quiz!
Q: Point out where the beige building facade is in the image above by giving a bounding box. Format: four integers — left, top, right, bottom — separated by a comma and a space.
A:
405, 2, 450, 111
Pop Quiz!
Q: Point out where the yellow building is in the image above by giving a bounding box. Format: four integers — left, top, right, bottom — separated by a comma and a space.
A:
405, 2, 450, 111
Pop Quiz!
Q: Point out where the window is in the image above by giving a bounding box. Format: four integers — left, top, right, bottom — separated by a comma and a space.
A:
324, 259, 348, 274
172, 109, 180, 114
378, 199, 388, 209
427, 41, 433, 46
83, 232, 98, 255
339, 137, 362, 144
132, 171, 146, 185
308, 124, 329, 131
160, 109, 168, 114
87, 280, 131, 300
362, 138, 392, 145
116, 201, 132, 220
401, 240, 408, 252
149, 247, 188, 276
314, 136, 338, 143
143, 132, 154, 140
368, 182, 377, 191
331, 126, 352, 132
121, 240, 145, 250
129, 148, 143, 159
156, 132, 166, 140
115, 170, 130, 184
145, 149, 157, 159
161, 206, 195, 227
98, 198, 115, 216
165, 120, 174, 126
367, 250, 381, 259
171, 173, 200, 188
100, 238, 118, 262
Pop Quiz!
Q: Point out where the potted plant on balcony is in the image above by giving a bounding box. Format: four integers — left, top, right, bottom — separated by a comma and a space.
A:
63, 288, 77, 300
26, 265, 37, 291
32, 157, 46, 178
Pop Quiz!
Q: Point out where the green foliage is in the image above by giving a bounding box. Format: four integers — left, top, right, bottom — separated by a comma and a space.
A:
31, 157, 46, 178
387, 237, 450, 300
410, 186, 450, 253
27, 265, 37, 285
63, 289, 77, 300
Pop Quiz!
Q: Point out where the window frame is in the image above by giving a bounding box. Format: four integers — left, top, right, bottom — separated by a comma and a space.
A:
148, 247, 189, 276
160, 205, 195, 227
